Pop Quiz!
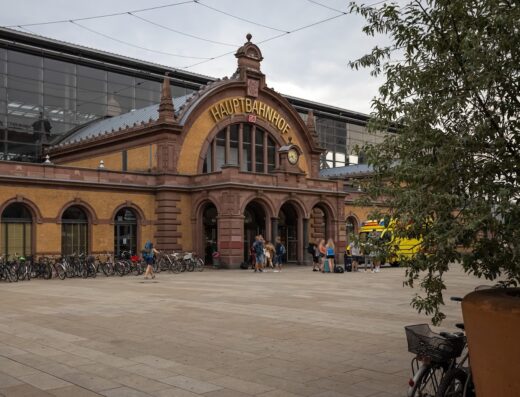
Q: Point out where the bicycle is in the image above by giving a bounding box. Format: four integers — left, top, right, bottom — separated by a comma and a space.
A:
405, 323, 465, 397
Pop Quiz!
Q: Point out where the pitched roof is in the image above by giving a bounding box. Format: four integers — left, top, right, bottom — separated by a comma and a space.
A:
54, 95, 189, 146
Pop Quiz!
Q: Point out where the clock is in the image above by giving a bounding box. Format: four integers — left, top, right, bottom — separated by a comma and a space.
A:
287, 148, 299, 165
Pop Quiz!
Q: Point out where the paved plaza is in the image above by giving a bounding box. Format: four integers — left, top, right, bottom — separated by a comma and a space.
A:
0, 265, 484, 397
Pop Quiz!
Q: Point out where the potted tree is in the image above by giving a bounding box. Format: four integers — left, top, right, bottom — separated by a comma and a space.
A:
349, 1, 520, 395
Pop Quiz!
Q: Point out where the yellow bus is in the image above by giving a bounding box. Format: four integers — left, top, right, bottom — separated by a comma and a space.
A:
358, 219, 422, 266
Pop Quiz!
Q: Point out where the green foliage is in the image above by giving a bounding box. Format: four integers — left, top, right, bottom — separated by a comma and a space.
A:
349, 0, 520, 324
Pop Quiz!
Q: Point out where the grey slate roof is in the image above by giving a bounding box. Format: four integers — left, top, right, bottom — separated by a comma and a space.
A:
56, 95, 190, 146
319, 164, 373, 178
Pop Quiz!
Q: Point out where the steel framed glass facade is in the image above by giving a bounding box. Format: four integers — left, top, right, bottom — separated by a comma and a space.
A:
0, 47, 194, 162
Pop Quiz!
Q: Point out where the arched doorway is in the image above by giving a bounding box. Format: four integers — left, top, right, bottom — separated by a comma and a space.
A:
346, 216, 358, 242
278, 202, 299, 262
114, 208, 137, 256
1, 203, 33, 258
243, 201, 266, 262
310, 203, 334, 245
202, 203, 218, 265
61, 206, 89, 255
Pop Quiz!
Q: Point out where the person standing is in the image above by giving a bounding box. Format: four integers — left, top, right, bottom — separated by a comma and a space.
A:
265, 240, 275, 270
318, 239, 326, 272
308, 241, 319, 271
350, 238, 361, 272
253, 235, 265, 272
326, 238, 335, 272
143, 240, 158, 279
274, 236, 286, 272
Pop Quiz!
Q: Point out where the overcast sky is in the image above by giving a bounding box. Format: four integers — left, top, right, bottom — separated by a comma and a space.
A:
1, 0, 394, 114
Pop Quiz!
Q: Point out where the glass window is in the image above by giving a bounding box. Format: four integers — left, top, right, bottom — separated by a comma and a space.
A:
267, 136, 276, 172
61, 206, 88, 255
1, 203, 32, 257
108, 72, 134, 115
229, 124, 239, 165
242, 124, 252, 172
114, 208, 137, 256
255, 127, 264, 173
215, 130, 225, 171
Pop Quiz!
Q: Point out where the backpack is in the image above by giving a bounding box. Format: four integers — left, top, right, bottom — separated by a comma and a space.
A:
326, 246, 334, 256
307, 243, 315, 254
334, 265, 344, 273
143, 241, 153, 259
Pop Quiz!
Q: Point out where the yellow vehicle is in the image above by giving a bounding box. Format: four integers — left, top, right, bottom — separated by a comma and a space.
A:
358, 219, 422, 266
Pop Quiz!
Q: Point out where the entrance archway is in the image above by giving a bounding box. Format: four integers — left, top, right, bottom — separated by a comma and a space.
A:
202, 203, 218, 265
114, 208, 137, 256
243, 201, 266, 262
278, 202, 299, 262
310, 203, 334, 244
1, 203, 33, 258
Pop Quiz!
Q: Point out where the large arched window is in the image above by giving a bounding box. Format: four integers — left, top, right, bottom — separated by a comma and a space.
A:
1, 203, 33, 257
203, 123, 277, 173
61, 206, 89, 255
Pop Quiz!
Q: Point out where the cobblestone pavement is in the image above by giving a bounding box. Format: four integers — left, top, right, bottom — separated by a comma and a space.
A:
0, 265, 485, 397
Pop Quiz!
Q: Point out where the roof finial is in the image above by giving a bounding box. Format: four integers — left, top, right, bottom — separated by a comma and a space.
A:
158, 72, 176, 123
246, 33, 252, 42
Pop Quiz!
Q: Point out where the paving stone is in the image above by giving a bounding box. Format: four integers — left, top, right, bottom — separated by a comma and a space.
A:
100, 386, 152, 397
0, 266, 485, 397
18, 372, 72, 390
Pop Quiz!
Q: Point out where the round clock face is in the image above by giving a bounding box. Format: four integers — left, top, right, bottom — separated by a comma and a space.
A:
288, 148, 299, 165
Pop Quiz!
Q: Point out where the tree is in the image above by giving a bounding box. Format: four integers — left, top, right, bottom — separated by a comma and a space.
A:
349, 0, 520, 324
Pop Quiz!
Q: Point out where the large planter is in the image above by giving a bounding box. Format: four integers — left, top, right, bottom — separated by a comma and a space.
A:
461, 287, 520, 397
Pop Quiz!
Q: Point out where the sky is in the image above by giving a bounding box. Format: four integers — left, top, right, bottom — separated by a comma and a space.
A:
0, 0, 393, 114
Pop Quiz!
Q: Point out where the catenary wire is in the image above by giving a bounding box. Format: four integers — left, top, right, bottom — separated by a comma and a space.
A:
3, 0, 196, 28
192, 0, 289, 33
128, 13, 238, 47
306, 0, 348, 14
70, 20, 212, 60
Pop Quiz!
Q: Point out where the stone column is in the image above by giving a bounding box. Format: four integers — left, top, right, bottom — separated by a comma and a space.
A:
217, 214, 244, 268
271, 217, 278, 243
155, 191, 182, 251
303, 218, 311, 265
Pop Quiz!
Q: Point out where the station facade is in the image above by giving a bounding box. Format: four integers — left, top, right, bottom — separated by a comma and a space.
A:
0, 35, 382, 267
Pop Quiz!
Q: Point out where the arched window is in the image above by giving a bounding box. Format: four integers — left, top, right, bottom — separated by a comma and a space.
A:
203, 123, 277, 173
114, 208, 137, 257
1, 203, 32, 257
346, 216, 358, 241
61, 206, 88, 255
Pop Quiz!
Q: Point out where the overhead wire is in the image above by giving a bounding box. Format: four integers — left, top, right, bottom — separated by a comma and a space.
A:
128, 13, 238, 47
192, 0, 289, 33
3, 0, 196, 28
306, 0, 348, 14
70, 20, 212, 60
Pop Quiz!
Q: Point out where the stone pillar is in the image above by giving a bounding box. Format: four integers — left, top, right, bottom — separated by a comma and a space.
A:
271, 217, 278, 243
303, 218, 311, 265
218, 215, 244, 268
155, 191, 182, 251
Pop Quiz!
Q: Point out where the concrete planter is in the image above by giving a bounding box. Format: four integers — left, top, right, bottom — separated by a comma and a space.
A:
461, 287, 520, 397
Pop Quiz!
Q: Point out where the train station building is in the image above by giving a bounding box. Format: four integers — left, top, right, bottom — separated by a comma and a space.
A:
0, 29, 380, 267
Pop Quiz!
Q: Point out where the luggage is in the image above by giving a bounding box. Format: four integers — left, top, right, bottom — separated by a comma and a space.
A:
334, 264, 345, 273
344, 254, 352, 272
324, 259, 330, 273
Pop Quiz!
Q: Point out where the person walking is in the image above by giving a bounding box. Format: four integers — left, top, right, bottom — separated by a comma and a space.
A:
326, 238, 335, 273
318, 239, 326, 272
143, 240, 158, 279
274, 236, 286, 272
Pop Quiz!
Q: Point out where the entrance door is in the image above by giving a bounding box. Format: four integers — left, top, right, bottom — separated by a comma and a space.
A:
202, 204, 218, 265
278, 203, 298, 262
243, 201, 266, 262
114, 208, 137, 257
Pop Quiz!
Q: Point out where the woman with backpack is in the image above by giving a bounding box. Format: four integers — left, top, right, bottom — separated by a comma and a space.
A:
143, 240, 158, 279
325, 238, 336, 273
274, 236, 286, 272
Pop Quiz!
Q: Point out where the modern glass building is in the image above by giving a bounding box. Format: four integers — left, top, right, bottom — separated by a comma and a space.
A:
0, 27, 386, 165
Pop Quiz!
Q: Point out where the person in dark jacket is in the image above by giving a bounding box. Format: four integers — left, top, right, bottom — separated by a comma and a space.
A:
274, 236, 286, 272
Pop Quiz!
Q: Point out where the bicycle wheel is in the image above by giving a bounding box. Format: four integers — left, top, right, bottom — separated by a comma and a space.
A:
436, 368, 473, 397
410, 364, 446, 397
57, 264, 66, 280
196, 258, 204, 271
185, 260, 195, 272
